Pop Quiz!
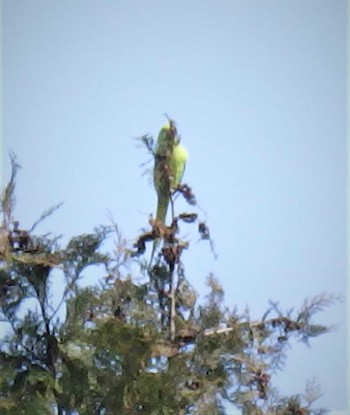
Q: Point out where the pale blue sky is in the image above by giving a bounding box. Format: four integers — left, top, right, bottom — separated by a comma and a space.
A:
2, 0, 348, 412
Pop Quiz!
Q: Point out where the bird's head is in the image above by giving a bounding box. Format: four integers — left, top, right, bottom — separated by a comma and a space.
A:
159, 121, 178, 143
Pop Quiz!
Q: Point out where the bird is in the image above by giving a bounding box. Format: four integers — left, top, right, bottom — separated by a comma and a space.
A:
149, 121, 188, 267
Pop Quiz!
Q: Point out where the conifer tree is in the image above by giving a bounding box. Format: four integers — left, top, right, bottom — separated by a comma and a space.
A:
0, 140, 337, 414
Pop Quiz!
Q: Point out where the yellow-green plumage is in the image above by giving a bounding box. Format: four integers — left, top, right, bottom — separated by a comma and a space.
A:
150, 123, 188, 267
154, 124, 188, 224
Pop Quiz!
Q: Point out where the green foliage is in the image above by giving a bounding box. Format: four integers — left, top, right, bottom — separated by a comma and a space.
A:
0, 154, 336, 415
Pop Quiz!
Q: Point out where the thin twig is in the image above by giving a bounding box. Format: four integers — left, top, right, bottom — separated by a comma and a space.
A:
170, 269, 177, 342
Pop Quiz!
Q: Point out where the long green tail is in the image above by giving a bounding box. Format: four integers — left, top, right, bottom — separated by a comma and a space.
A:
156, 193, 170, 225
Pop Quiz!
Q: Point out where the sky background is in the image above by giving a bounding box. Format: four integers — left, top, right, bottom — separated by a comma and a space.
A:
1, 0, 348, 412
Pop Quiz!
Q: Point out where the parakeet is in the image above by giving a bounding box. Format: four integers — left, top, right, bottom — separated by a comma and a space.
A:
150, 121, 188, 266
154, 123, 188, 224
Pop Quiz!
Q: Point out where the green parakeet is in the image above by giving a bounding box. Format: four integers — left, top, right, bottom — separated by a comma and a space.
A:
154, 122, 188, 224
150, 122, 188, 266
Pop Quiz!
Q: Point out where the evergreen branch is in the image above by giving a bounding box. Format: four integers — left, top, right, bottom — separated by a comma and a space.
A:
1, 153, 21, 228
29, 202, 64, 232
204, 327, 234, 336
11, 253, 63, 269
49, 272, 80, 322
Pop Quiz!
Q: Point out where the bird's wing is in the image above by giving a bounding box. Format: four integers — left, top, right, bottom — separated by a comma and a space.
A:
172, 143, 189, 187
